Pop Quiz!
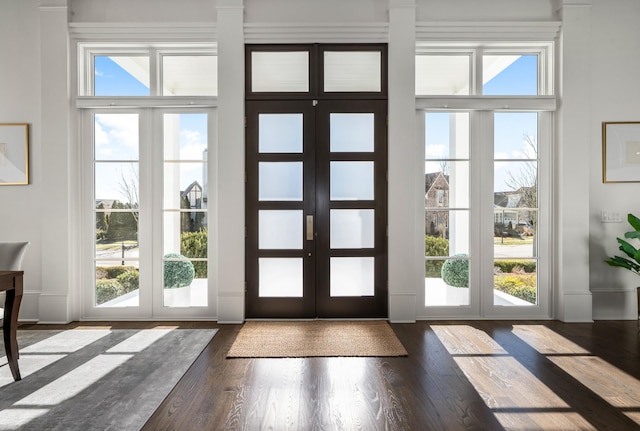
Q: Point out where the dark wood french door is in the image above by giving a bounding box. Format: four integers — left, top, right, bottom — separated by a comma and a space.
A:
245, 99, 387, 318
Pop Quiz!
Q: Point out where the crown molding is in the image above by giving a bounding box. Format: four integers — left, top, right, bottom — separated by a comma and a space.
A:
68, 23, 216, 41
244, 23, 389, 44
416, 21, 561, 41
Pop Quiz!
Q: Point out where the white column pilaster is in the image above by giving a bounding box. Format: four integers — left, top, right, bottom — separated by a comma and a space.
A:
556, 1, 593, 322
216, 0, 245, 323
38, 0, 72, 323
388, 0, 417, 322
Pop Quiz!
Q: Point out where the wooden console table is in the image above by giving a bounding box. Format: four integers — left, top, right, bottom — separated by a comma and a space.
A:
0, 270, 23, 381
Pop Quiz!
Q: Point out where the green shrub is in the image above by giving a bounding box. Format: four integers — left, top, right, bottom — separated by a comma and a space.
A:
99, 265, 137, 279
96, 278, 124, 305
164, 253, 195, 289
494, 274, 537, 304
441, 254, 469, 287
116, 270, 139, 293
425, 236, 449, 278
181, 229, 208, 278
494, 260, 536, 274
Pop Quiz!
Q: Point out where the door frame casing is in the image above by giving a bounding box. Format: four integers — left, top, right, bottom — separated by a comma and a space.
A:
244, 43, 388, 319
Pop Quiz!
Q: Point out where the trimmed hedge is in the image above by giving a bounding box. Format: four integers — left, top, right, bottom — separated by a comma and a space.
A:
425, 236, 449, 278
95, 266, 139, 305
494, 274, 537, 304
96, 279, 124, 305
100, 265, 137, 279
494, 260, 536, 274
181, 230, 207, 278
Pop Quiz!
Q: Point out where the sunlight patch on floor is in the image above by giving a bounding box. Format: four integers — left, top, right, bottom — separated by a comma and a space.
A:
432, 325, 595, 430
514, 325, 640, 426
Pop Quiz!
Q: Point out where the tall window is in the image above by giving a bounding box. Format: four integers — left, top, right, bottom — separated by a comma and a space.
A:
79, 44, 217, 318
417, 43, 554, 318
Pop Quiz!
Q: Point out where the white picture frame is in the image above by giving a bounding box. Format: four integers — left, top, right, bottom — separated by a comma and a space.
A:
602, 121, 640, 183
0, 123, 29, 185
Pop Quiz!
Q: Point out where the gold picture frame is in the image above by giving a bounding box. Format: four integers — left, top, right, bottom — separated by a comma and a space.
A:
603, 121, 640, 183
0, 123, 29, 185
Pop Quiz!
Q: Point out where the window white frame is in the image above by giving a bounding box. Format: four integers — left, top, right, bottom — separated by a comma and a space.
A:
416, 42, 555, 97
416, 109, 553, 319
80, 108, 217, 320
416, 43, 556, 320
77, 43, 218, 97
75, 41, 218, 320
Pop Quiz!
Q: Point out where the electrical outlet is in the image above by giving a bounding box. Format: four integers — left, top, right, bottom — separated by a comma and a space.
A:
602, 211, 622, 223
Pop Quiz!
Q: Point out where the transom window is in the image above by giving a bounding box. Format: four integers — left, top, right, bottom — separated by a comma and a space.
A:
79, 46, 217, 97
245, 44, 387, 99
415, 44, 553, 96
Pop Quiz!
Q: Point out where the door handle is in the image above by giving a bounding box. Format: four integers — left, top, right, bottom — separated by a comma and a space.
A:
306, 215, 314, 241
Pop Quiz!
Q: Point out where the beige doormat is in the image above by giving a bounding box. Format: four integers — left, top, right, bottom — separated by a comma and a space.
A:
227, 320, 408, 358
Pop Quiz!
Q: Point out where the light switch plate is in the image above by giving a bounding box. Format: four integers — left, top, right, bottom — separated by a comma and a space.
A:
602, 210, 622, 223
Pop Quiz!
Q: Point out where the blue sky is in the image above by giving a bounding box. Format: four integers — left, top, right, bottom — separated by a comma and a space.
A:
94, 56, 149, 96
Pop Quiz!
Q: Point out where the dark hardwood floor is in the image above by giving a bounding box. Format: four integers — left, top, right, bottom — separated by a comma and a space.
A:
22, 320, 640, 430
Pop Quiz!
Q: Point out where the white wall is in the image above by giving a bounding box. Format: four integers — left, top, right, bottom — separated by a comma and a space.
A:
416, 0, 557, 21
0, 0, 43, 321
69, 0, 217, 22
588, 0, 640, 319
1, 0, 638, 322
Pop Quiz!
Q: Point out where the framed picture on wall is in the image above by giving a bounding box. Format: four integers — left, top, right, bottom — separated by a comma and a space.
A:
602, 121, 640, 183
0, 124, 29, 185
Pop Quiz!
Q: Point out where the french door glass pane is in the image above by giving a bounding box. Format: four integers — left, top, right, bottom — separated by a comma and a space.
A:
259, 258, 303, 297
494, 259, 537, 306
424, 205, 470, 307
94, 56, 150, 96
163, 113, 208, 308
95, 114, 140, 160
330, 209, 374, 249
424, 161, 469, 209
95, 261, 139, 307
162, 212, 208, 255
416, 55, 471, 96
259, 114, 303, 153
494, 113, 538, 159
95, 163, 139, 203
259, 162, 303, 201
330, 257, 374, 297
323, 51, 381, 92
425, 112, 470, 159
162, 55, 217, 96
425, 258, 470, 306
330, 161, 374, 200
251, 51, 309, 93
425, 210, 469, 255
94, 210, 139, 308
424, 111, 470, 307
259, 210, 303, 250
94, 112, 140, 308
330, 113, 374, 152
483, 55, 538, 96
494, 112, 538, 307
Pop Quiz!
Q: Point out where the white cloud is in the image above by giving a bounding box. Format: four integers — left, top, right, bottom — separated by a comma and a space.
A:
93, 114, 139, 161
179, 130, 207, 160
425, 144, 447, 159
